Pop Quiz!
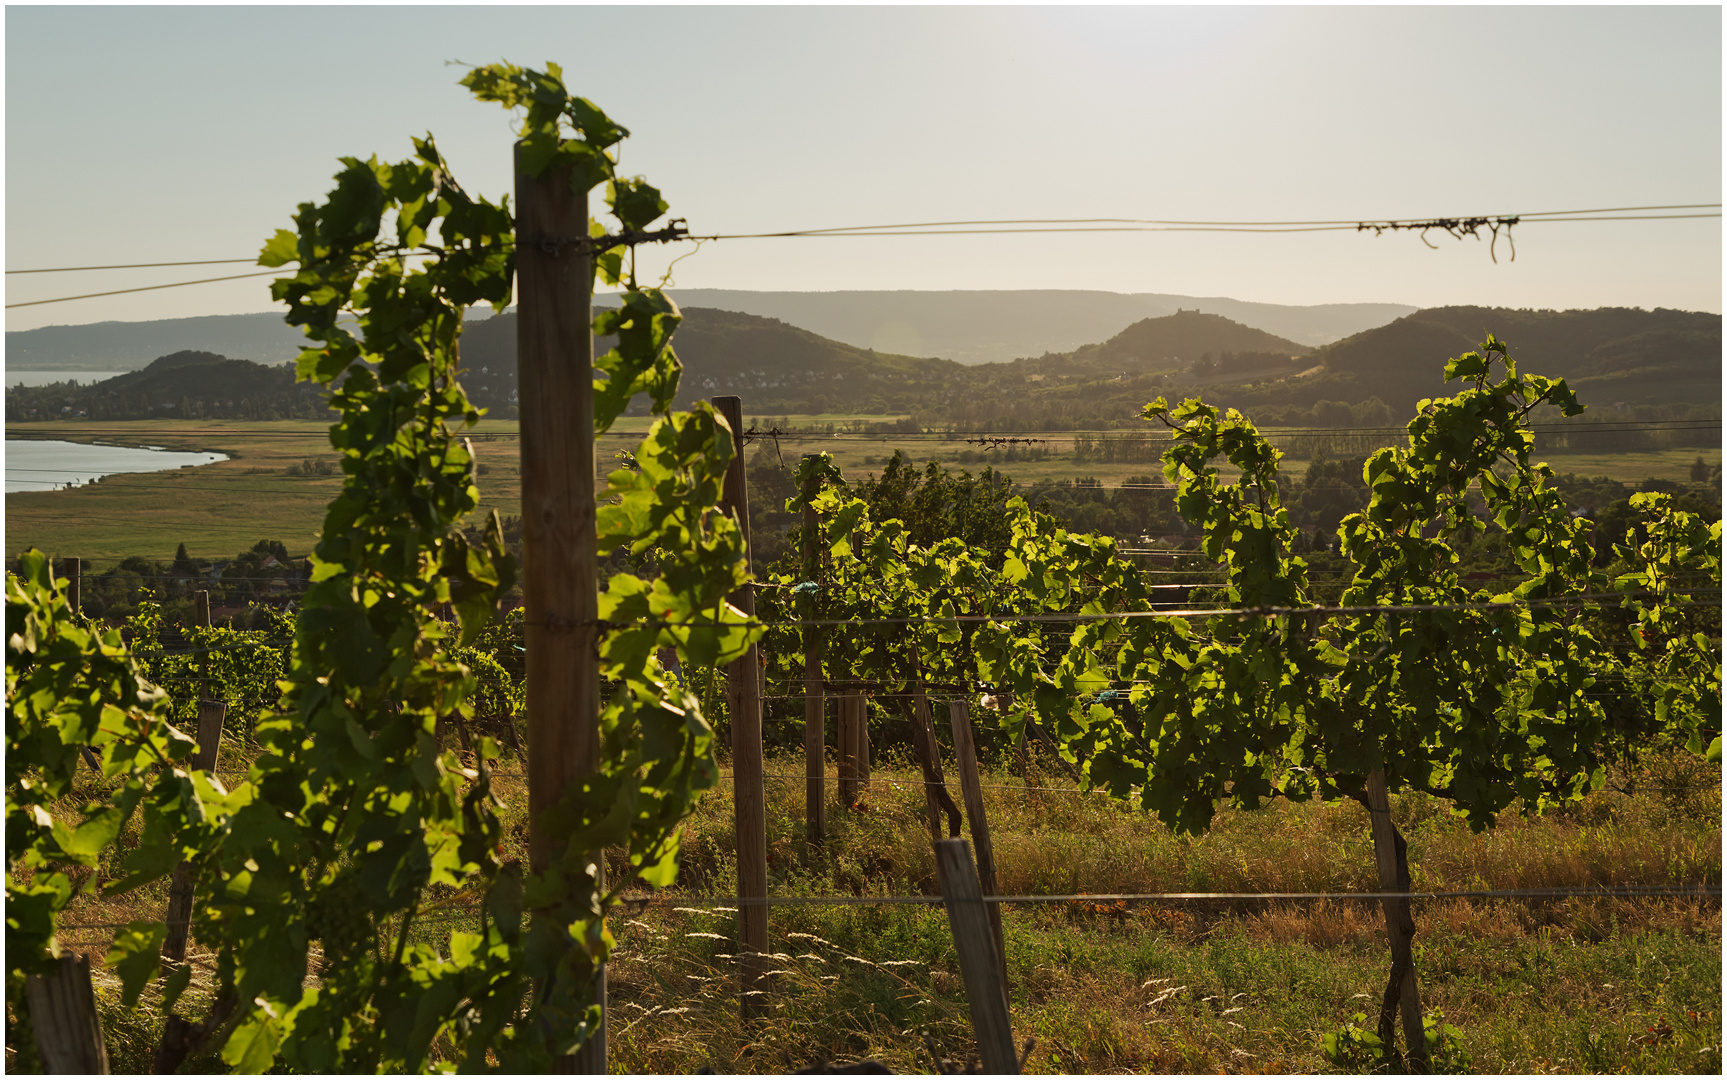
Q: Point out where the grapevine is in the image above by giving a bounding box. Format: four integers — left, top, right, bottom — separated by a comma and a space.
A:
4, 57, 1718, 1073
6, 552, 198, 1042
3, 61, 756, 1073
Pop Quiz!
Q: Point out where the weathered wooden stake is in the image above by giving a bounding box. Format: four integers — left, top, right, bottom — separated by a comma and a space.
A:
163, 700, 225, 964
948, 700, 1007, 988
1366, 768, 1428, 1072
933, 839, 1018, 1074
854, 695, 871, 791
714, 394, 769, 1019
516, 144, 605, 1073
61, 556, 81, 617
801, 459, 825, 847
26, 952, 109, 1074
194, 589, 211, 702
837, 693, 858, 809
908, 692, 958, 843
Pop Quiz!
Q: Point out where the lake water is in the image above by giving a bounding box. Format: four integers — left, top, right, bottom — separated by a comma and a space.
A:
6, 370, 129, 387
5, 439, 227, 493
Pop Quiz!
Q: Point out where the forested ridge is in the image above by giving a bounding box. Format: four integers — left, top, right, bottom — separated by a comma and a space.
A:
8, 305, 1717, 437
4, 350, 327, 421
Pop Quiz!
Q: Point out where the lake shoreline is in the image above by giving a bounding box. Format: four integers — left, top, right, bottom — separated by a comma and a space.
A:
5, 437, 229, 494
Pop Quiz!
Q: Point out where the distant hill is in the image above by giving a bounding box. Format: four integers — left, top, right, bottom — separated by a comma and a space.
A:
4, 350, 325, 421
6, 290, 1412, 372
5, 313, 311, 370
1307, 306, 1722, 414
1065, 310, 1310, 371
457, 308, 964, 416
456, 307, 1333, 427
12, 302, 1708, 436
598, 289, 1412, 362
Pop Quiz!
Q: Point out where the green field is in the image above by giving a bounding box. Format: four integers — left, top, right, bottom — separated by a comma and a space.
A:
5, 419, 1717, 565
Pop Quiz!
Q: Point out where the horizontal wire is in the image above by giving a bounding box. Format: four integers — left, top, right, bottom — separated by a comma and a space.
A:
4, 270, 290, 309
9, 206, 1722, 307
694, 215, 1722, 242
22, 593, 1718, 663
10, 420, 1717, 439
7, 257, 263, 275
738, 206, 1726, 234
14, 204, 1716, 276
635, 884, 1724, 908
50, 883, 1721, 931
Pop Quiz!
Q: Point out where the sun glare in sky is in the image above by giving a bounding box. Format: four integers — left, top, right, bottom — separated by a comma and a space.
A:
4, 5, 1719, 330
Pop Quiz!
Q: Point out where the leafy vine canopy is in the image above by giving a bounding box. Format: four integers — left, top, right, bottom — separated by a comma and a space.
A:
762, 337, 1718, 838
12, 61, 757, 1073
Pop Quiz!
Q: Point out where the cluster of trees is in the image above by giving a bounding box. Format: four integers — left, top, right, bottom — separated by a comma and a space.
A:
739, 448, 1722, 586
10, 540, 308, 624
4, 352, 331, 422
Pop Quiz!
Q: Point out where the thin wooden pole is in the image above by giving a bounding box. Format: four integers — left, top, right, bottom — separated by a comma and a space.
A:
908, 691, 956, 843
855, 696, 870, 791
1366, 769, 1427, 1072
713, 394, 769, 1019
26, 952, 109, 1073
933, 839, 1017, 1074
194, 590, 211, 701
801, 459, 825, 848
163, 701, 224, 964
66, 556, 100, 773
837, 694, 858, 809
948, 700, 1007, 988
516, 144, 604, 1073
61, 556, 81, 618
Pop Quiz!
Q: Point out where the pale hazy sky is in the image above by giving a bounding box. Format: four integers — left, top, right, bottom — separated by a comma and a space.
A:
5, 5, 1721, 332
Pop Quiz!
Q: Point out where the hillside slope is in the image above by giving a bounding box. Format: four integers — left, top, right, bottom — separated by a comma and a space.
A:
1065, 310, 1309, 371
616, 289, 1411, 361
4, 350, 325, 421
6, 290, 1411, 372
1307, 306, 1722, 414
456, 307, 965, 416
450, 306, 1331, 423
5, 314, 312, 370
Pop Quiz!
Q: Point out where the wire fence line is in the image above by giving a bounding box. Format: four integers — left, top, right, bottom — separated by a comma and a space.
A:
24, 590, 1720, 666
13, 421, 1722, 446
52, 883, 1723, 936
9, 203, 1718, 272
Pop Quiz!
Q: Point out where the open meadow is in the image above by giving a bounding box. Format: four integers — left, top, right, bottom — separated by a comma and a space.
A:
6, 418, 1716, 565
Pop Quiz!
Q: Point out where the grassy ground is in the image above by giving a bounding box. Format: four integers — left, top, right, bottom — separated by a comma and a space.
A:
6, 419, 1713, 565
37, 739, 1722, 1074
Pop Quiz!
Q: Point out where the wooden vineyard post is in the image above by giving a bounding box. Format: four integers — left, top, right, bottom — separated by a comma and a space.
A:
1366, 769, 1427, 1072
855, 695, 870, 792
162, 700, 225, 963
61, 556, 81, 617
948, 700, 1007, 987
934, 840, 1018, 1075
194, 590, 211, 702
64, 557, 101, 774
714, 394, 769, 1019
837, 693, 858, 810
26, 952, 110, 1073
908, 691, 957, 844
516, 145, 605, 1073
801, 458, 825, 848
837, 694, 870, 809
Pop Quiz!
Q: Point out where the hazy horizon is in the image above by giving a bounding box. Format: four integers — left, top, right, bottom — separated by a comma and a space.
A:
6, 7, 1719, 331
